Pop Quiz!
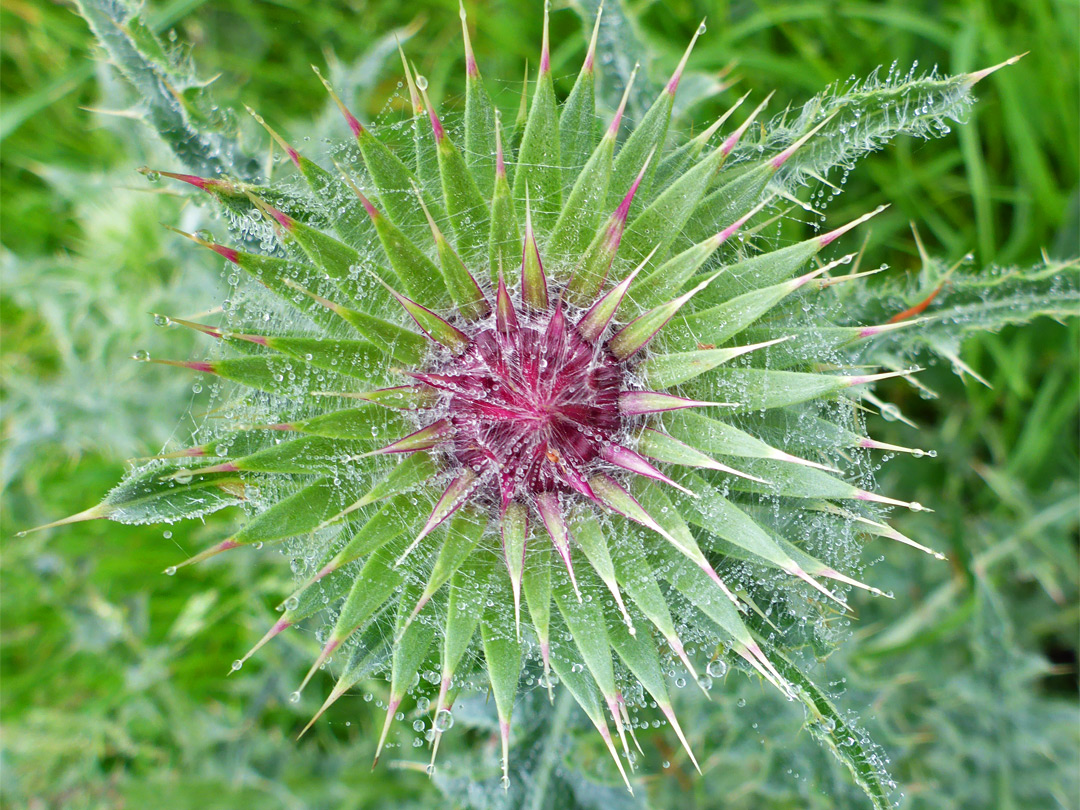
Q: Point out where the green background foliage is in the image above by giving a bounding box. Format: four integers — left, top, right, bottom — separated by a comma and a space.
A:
2, 0, 1076, 807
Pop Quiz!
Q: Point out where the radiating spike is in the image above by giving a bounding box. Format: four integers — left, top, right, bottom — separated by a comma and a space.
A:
396, 471, 480, 567
502, 502, 528, 640
965, 52, 1027, 85
659, 704, 701, 774
372, 696, 402, 768
606, 148, 655, 255
537, 492, 581, 602
599, 444, 697, 498
166, 538, 240, 572
397, 38, 423, 114
855, 489, 932, 512
244, 104, 301, 167
20, 504, 108, 535
495, 271, 518, 336
313, 63, 376, 139
859, 436, 929, 455
521, 188, 548, 309
606, 62, 639, 138
368, 275, 470, 354
771, 112, 838, 170
296, 636, 341, 697
608, 267, 724, 359
411, 179, 490, 319
637, 428, 770, 485
607, 694, 632, 765
310, 386, 436, 409
539, 0, 550, 74
618, 391, 732, 415
598, 722, 634, 794
846, 368, 923, 387
721, 92, 773, 156
359, 420, 453, 458
666, 17, 707, 95
243, 190, 295, 233
161, 225, 241, 264
144, 168, 236, 195
583, 1, 603, 72
819, 204, 889, 248
576, 245, 659, 342
567, 147, 656, 300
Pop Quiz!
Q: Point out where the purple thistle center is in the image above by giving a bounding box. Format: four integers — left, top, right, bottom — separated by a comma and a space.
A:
422, 305, 624, 506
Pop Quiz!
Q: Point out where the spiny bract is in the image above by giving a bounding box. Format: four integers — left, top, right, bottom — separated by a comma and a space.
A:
38, 1, 1011, 794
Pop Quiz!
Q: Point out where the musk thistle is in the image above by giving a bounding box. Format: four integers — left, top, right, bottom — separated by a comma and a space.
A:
35, 1, 1021, 796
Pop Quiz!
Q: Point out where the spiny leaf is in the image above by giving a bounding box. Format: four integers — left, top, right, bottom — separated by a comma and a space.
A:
547, 64, 637, 266
511, 5, 561, 233
480, 568, 522, 786
460, 1, 497, 198
488, 117, 521, 284
419, 84, 491, 272
558, 5, 602, 188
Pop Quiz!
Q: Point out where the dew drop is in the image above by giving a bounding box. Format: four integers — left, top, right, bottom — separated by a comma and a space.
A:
132, 349, 151, 362
154, 314, 171, 327
165, 566, 177, 576
163, 530, 172, 539
144, 170, 160, 183
697, 21, 707, 35
706, 659, 728, 678
434, 708, 454, 731
289, 691, 301, 704
416, 74, 429, 91
284, 596, 300, 611
231, 659, 243, 671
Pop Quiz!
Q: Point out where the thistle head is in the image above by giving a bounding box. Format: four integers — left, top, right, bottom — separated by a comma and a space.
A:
34, 4, 1015, 798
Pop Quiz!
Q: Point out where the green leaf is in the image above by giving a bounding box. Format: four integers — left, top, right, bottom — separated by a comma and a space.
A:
567, 508, 634, 634
521, 539, 553, 688
608, 528, 699, 679
412, 509, 487, 620
684, 367, 908, 413
73, 0, 259, 180
461, 11, 497, 199
770, 652, 894, 810
511, 16, 561, 234
558, 9, 601, 190
185, 435, 376, 476
58, 463, 243, 528
421, 89, 491, 273
488, 118, 521, 284
663, 410, 836, 471
480, 568, 522, 778
232, 476, 365, 547
639, 339, 784, 388
328, 535, 417, 650
617, 142, 728, 270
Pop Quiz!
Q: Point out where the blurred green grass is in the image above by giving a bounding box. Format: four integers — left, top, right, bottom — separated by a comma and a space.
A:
2, 1, 1076, 808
